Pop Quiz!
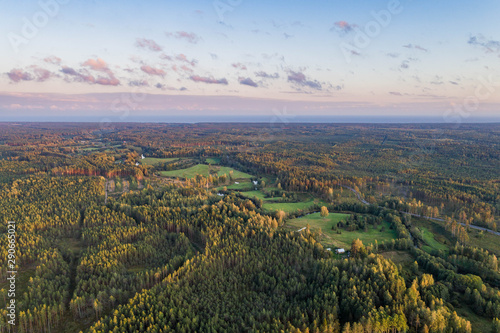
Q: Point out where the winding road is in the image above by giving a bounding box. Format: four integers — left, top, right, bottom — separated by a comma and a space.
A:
342, 186, 500, 236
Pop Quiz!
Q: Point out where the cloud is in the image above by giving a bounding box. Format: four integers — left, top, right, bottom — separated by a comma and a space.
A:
400, 61, 409, 69
135, 38, 163, 52
239, 77, 258, 87
140, 65, 165, 77
61, 66, 95, 84
43, 56, 62, 65
82, 58, 109, 72
331, 21, 357, 34
175, 54, 197, 66
155, 83, 165, 89
232, 63, 247, 70
80, 58, 120, 85
60, 66, 119, 86
129, 80, 149, 87
283, 33, 293, 39
389, 91, 403, 96
449, 81, 459, 85
61, 66, 80, 76
386, 53, 400, 58
255, 71, 279, 79
288, 71, 306, 83
160, 53, 173, 61
7, 69, 33, 82
287, 70, 322, 90
190, 75, 228, 85
33, 67, 53, 82
402, 44, 428, 52
166, 31, 201, 44
96, 76, 120, 86
468, 35, 500, 55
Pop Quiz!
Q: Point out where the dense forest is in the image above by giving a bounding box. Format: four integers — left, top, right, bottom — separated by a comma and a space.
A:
0, 122, 498, 332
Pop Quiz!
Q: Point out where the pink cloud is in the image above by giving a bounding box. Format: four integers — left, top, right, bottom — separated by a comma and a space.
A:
43, 56, 62, 65
175, 54, 197, 66
135, 38, 163, 52
287, 70, 322, 90
61, 66, 95, 83
82, 58, 109, 72
232, 63, 247, 70
160, 53, 173, 61
166, 31, 201, 44
190, 75, 228, 85
7, 69, 33, 82
96, 76, 120, 86
141, 65, 166, 77
33, 67, 53, 82
61, 66, 119, 86
332, 21, 357, 34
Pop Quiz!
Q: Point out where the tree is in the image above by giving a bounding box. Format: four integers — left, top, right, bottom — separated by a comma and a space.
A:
350, 239, 365, 258
320, 206, 329, 218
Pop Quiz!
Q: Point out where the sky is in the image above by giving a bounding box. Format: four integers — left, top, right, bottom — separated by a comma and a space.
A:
1, 0, 499, 121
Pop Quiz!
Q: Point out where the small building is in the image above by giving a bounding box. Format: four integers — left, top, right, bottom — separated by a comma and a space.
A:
234, 182, 240, 184
336, 248, 345, 254
217, 193, 225, 197
252, 180, 258, 185
326, 248, 332, 251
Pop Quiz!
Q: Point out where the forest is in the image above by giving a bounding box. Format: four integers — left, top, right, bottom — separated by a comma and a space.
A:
0, 122, 498, 332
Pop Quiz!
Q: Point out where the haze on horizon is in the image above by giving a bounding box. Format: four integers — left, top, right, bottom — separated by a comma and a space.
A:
1, 0, 499, 122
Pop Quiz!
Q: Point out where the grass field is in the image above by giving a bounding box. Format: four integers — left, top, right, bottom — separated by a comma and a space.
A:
455, 304, 493, 333
263, 198, 326, 213
205, 157, 221, 164
419, 225, 449, 253
287, 212, 398, 249
224, 181, 255, 190
412, 218, 452, 253
141, 157, 180, 165
240, 190, 281, 201
468, 228, 500, 257
380, 251, 414, 265
160, 164, 253, 179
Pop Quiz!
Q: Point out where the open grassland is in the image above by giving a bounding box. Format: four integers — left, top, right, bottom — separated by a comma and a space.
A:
141, 157, 180, 165
263, 198, 326, 213
205, 157, 221, 164
160, 164, 253, 179
287, 212, 398, 249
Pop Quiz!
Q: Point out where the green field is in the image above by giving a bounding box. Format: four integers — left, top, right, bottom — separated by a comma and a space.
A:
465, 228, 500, 257
287, 212, 398, 249
412, 218, 450, 253
419, 225, 448, 253
240, 190, 282, 201
223, 181, 255, 190
205, 157, 221, 164
263, 198, 326, 213
455, 304, 493, 333
160, 164, 253, 179
141, 157, 180, 165
380, 250, 414, 265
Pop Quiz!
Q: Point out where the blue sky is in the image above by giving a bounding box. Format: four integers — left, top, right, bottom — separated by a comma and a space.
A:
1, 0, 499, 120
